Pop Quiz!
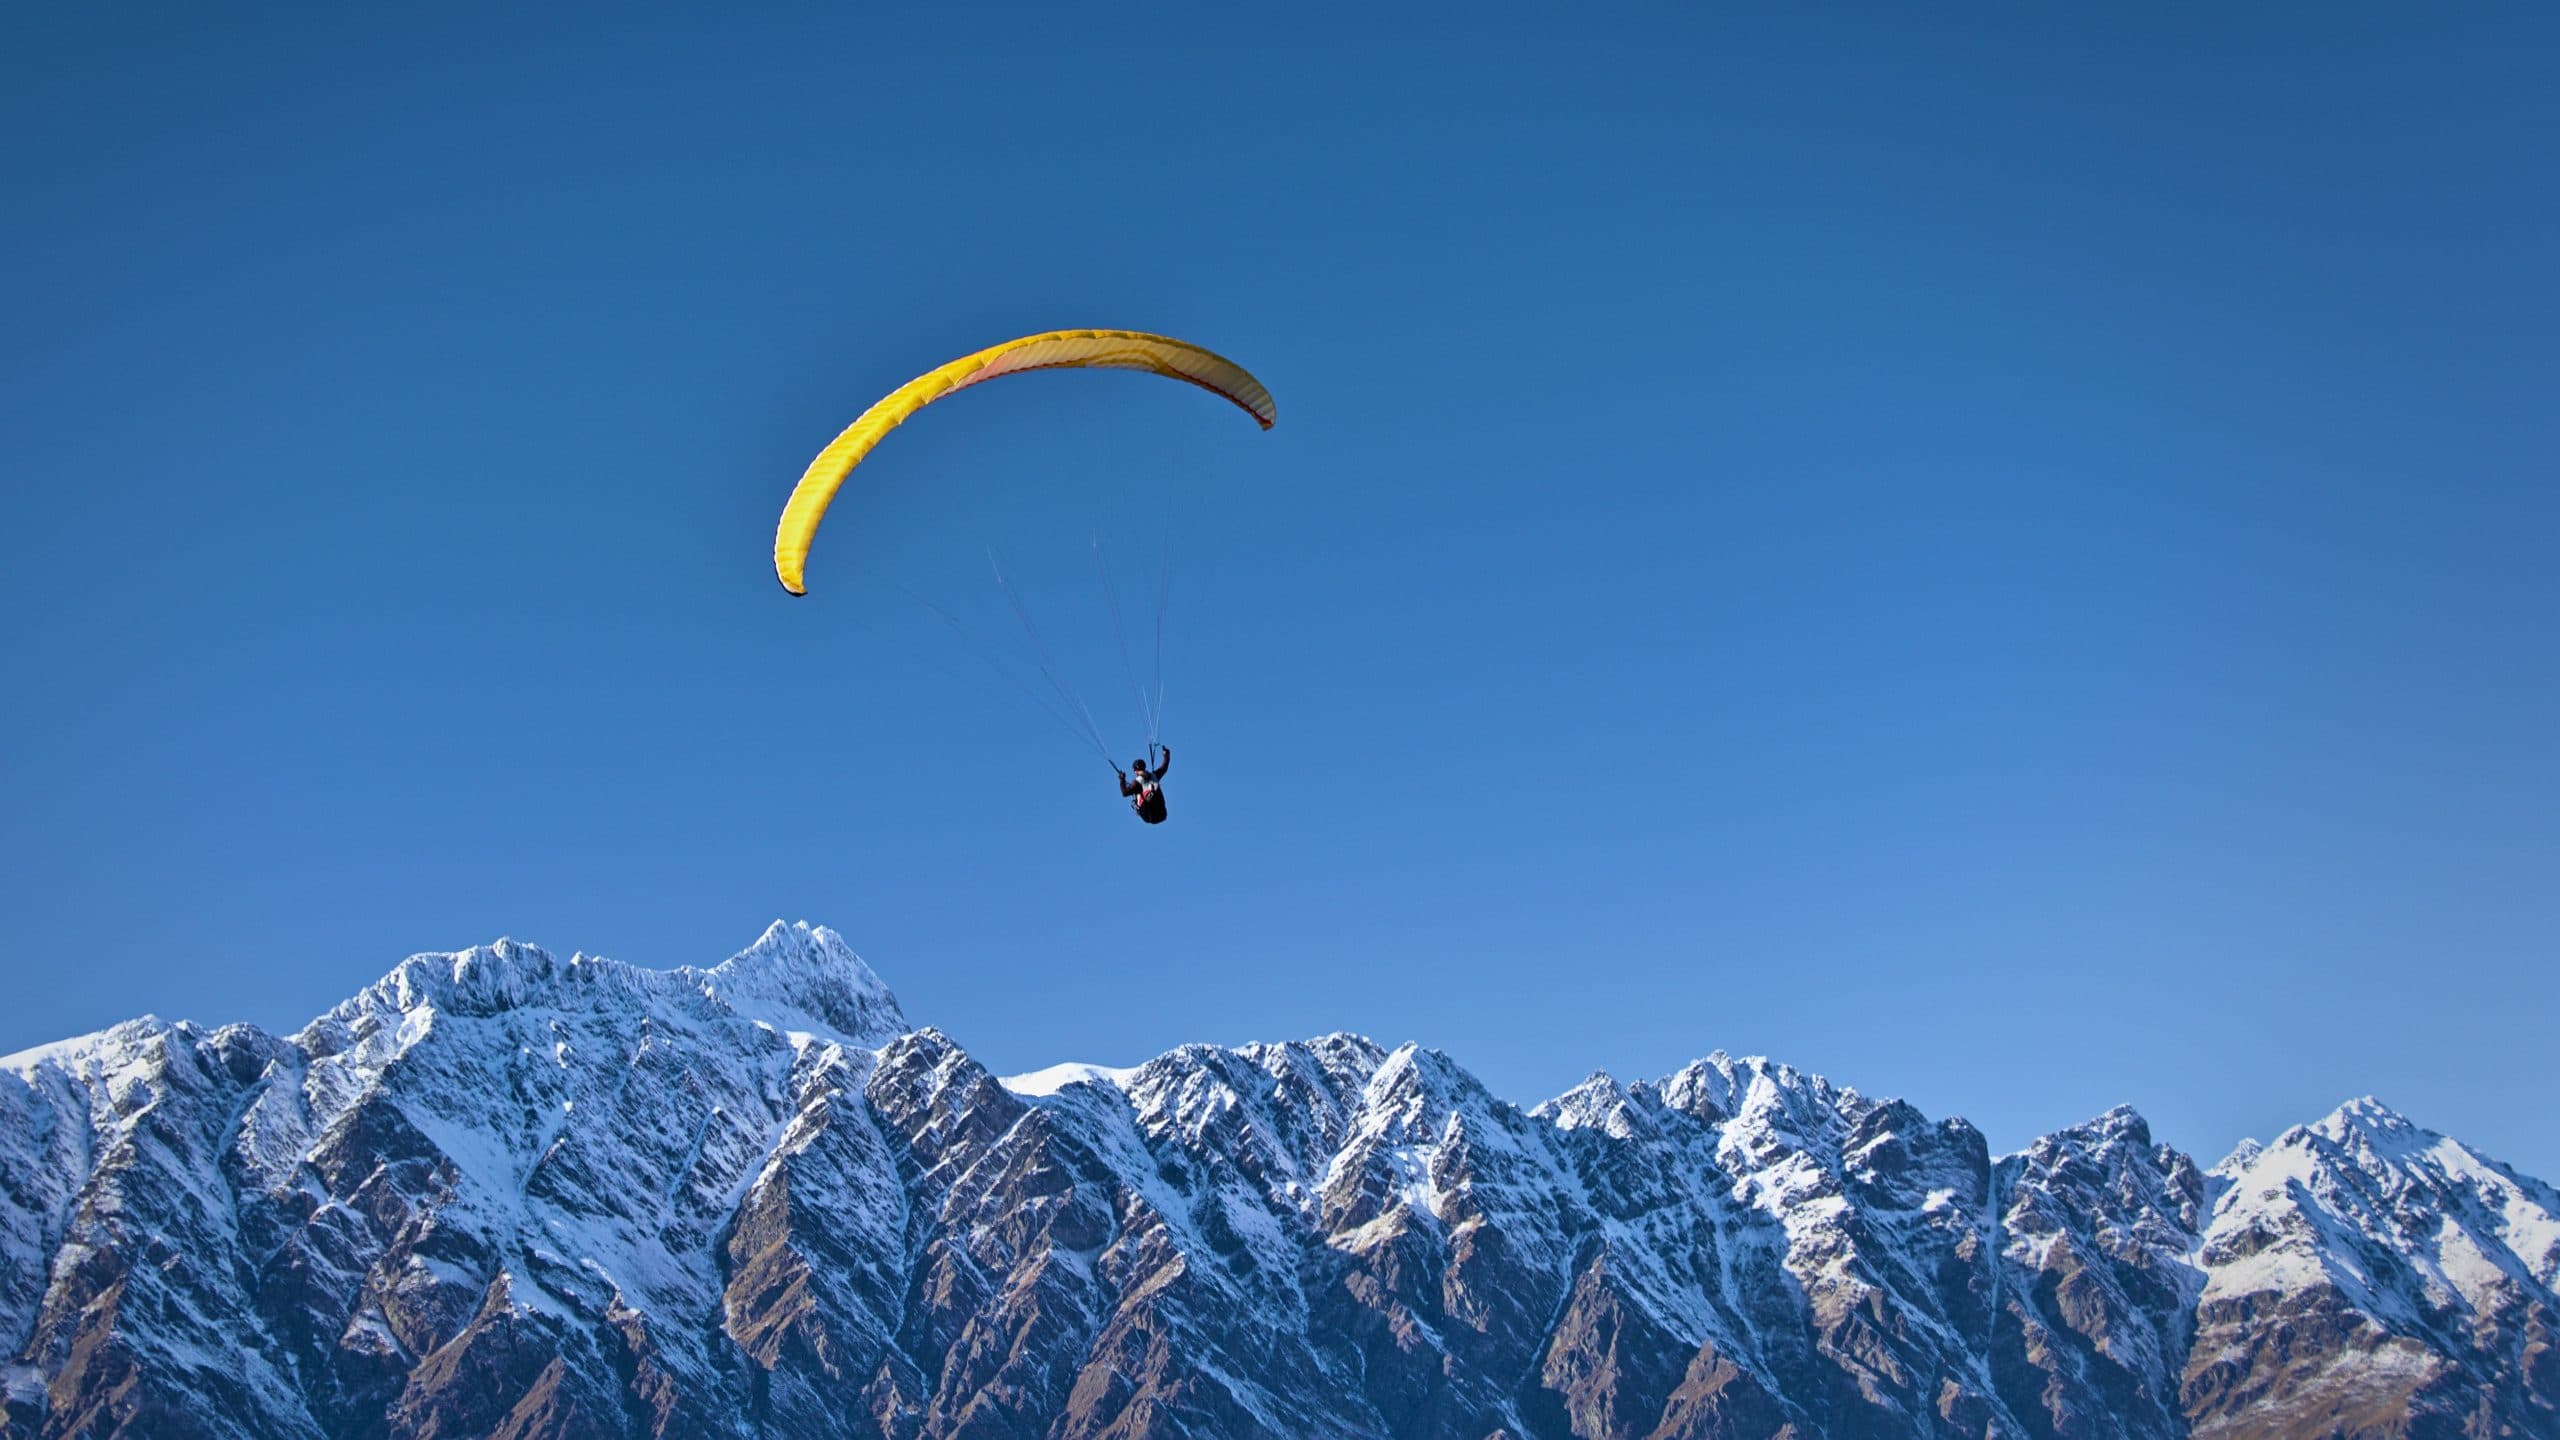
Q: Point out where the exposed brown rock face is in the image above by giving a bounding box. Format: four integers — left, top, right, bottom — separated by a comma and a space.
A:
3, 927, 2554, 1439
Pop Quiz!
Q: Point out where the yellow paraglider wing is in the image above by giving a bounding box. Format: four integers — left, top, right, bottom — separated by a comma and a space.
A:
773, 329, 1275, 595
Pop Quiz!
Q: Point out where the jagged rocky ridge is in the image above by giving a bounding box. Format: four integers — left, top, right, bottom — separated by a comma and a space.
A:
3, 925, 2554, 1439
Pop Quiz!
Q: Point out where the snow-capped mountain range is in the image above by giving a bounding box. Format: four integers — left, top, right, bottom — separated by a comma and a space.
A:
3, 923, 2553, 1438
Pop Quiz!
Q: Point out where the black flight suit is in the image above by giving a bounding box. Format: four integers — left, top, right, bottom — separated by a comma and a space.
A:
1118, 747, 1172, 824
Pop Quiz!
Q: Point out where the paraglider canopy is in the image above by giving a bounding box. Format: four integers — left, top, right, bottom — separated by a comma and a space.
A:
773, 329, 1275, 596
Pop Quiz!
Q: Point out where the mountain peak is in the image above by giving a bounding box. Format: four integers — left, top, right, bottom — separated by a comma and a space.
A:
0, 1014, 175, 1075
295, 923, 908, 1062
718, 918, 863, 972
1537, 1070, 1654, 1138
326, 936, 570, 1026
2317, 1093, 2413, 1133
2073, 1102, 2155, 1147
1001, 1060, 1138, 1097
2211, 1136, 2266, 1175
691, 920, 906, 1048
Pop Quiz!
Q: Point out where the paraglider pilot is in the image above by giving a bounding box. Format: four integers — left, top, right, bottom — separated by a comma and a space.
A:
1118, 745, 1172, 824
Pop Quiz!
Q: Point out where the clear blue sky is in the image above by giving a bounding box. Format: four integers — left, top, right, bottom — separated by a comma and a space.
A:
5, 5, 2554, 1179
